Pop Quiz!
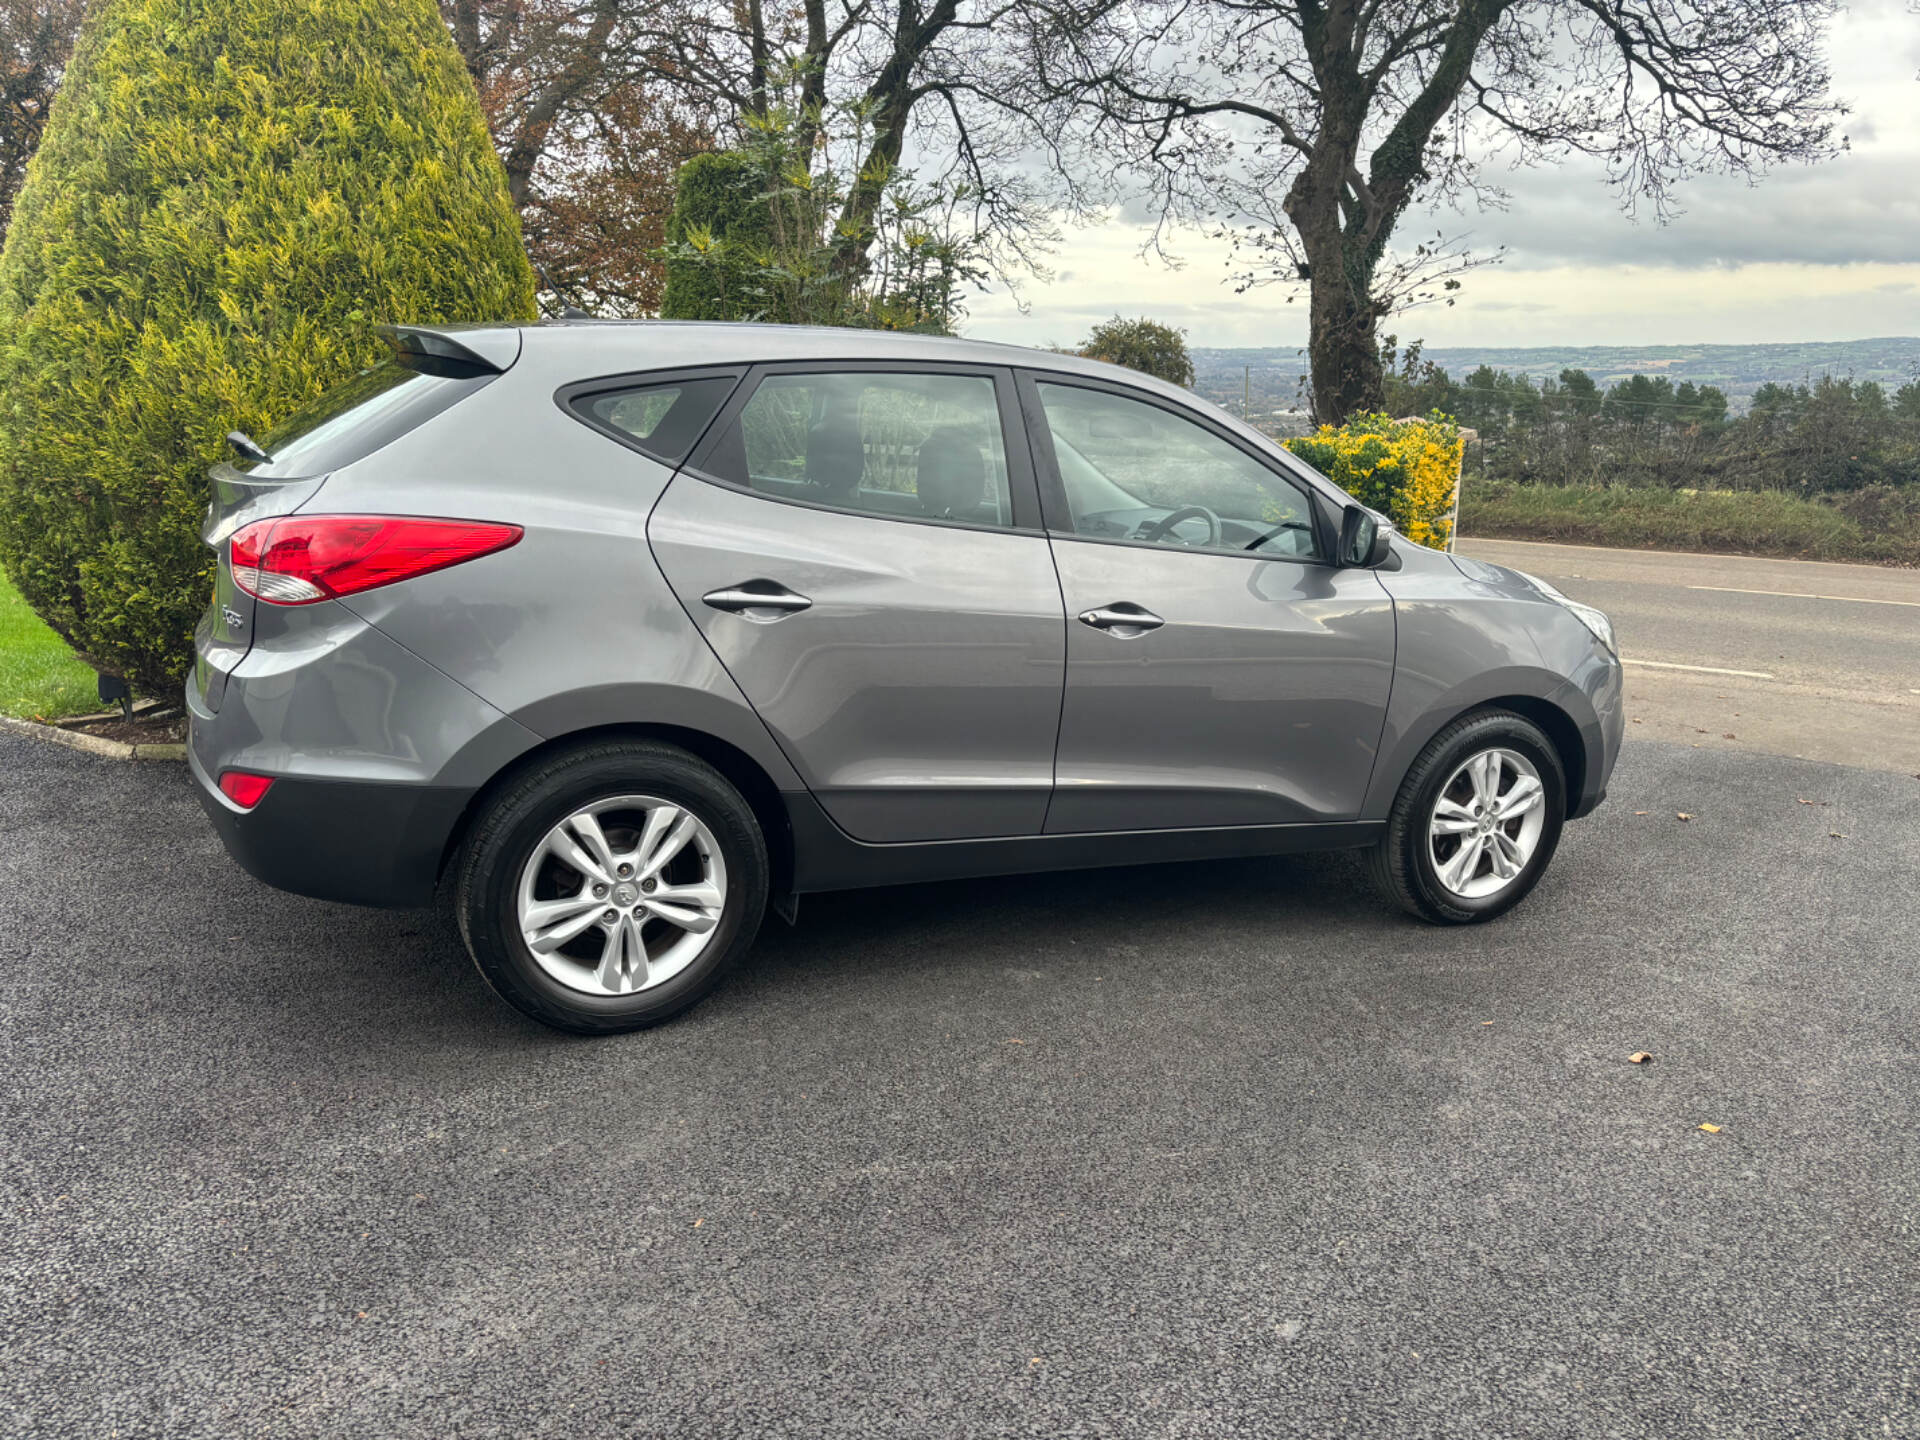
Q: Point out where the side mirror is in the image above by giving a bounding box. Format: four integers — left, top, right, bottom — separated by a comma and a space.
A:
1338, 504, 1390, 567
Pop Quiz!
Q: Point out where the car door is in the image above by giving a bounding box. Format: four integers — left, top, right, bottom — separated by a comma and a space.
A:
648, 362, 1066, 843
1018, 371, 1396, 833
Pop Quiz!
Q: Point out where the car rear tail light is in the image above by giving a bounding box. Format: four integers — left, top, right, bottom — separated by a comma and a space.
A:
218, 771, 275, 809
229, 515, 522, 605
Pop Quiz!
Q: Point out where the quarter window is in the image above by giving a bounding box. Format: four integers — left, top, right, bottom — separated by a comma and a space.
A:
572, 375, 739, 465
1034, 382, 1321, 559
703, 371, 1014, 528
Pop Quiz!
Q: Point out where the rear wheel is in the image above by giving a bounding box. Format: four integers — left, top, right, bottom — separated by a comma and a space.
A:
454, 741, 768, 1033
1369, 710, 1566, 924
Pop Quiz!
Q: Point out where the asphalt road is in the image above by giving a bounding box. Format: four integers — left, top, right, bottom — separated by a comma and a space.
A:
4, 733, 1918, 1438
1459, 538, 1920, 776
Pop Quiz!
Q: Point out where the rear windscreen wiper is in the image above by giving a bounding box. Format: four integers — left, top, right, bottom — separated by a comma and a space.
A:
226, 430, 273, 465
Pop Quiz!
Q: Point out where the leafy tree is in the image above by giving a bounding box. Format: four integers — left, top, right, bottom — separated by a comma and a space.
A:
0, 0, 536, 694
0, 0, 84, 236
1557, 369, 1602, 419
660, 88, 988, 332
1605, 375, 1677, 426
1079, 315, 1194, 387
442, 0, 715, 316
659, 150, 776, 321
656, 0, 1053, 307
1040, 0, 1843, 424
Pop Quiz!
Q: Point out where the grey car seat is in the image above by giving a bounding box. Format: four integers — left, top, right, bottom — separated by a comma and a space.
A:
916, 425, 989, 521
807, 403, 866, 500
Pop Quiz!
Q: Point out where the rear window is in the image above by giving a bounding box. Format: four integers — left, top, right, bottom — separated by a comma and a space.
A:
240, 360, 494, 479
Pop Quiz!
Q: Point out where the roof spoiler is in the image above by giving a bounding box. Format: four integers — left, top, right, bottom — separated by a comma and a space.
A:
374, 324, 522, 379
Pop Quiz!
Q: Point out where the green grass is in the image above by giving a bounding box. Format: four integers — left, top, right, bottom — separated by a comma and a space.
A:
0, 568, 98, 720
1457, 481, 1920, 567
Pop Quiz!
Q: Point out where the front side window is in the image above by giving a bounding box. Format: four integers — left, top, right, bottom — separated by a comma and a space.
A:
703, 371, 1014, 527
1035, 382, 1320, 559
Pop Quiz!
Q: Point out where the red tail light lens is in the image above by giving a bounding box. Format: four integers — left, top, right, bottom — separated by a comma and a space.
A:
229, 515, 522, 605
218, 771, 275, 809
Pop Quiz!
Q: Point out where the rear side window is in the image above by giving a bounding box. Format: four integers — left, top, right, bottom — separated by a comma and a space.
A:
699, 371, 1014, 528
243, 361, 494, 479
568, 376, 739, 465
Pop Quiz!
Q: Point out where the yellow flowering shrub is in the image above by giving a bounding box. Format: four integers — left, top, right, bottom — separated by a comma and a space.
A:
1284, 412, 1464, 550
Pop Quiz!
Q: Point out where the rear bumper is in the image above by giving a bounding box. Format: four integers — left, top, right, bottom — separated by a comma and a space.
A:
189, 742, 471, 908
185, 599, 536, 908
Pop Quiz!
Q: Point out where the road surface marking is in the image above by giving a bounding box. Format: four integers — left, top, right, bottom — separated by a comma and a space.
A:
1687, 584, 1920, 609
1623, 658, 1775, 680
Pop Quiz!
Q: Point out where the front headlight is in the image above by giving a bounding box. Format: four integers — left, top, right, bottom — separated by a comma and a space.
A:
1517, 572, 1616, 654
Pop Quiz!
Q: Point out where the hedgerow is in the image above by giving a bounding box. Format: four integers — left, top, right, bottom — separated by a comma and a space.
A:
0, 0, 537, 694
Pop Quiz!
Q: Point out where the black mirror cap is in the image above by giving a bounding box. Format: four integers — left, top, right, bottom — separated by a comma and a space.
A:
1338, 504, 1390, 567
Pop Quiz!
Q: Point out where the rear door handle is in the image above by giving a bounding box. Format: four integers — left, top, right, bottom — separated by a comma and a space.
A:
1078, 602, 1164, 637
702, 582, 813, 621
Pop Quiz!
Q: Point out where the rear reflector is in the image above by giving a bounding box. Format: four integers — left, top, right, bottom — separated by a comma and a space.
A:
230, 515, 522, 606
218, 771, 275, 809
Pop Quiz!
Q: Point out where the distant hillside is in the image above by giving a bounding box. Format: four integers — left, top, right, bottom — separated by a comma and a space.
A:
1191, 337, 1920, 425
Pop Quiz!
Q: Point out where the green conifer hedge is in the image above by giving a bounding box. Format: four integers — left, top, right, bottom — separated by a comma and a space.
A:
0, 0, 536, 694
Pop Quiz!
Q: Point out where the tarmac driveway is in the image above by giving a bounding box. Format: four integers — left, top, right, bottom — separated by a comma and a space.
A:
2, 735, 1916, 1438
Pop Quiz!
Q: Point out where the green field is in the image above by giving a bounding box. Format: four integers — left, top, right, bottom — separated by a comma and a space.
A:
1458, 481, 1920, 568
0, 569, 97, 720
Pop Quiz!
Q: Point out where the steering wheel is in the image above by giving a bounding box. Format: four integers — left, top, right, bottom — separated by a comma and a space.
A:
1137, 504, 1221, 547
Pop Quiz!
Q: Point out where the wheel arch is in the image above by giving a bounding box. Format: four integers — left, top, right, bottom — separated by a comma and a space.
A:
1366, 675, 1596, 821
436, 722, 798, 907
1483, 694, 1587, 811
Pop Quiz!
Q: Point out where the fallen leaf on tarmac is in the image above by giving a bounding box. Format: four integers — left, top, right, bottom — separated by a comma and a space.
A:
1629, 1052, 1653, 1064
1006, 1038, 1026, 1044
1481, 1020, 1494, 1026
1830, 832, 1848, 839
1677, 812, 1695, 821
1633, 810, 1649, 816
693, 1218, 704, 1227
1699, 1123, 1721, 1134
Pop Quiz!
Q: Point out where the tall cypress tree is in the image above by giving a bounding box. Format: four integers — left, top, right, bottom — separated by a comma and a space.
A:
0, 0, 537, 694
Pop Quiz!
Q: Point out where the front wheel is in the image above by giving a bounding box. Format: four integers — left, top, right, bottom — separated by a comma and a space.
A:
453, 741, 768, 1033
1369, 710, 1566, 924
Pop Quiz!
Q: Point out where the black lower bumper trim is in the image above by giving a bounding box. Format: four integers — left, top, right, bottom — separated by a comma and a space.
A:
191, 750, 472, 909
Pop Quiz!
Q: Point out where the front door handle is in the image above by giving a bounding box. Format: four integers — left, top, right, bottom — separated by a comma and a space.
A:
702, 581, 813, 622
1078, 602, 1164, 637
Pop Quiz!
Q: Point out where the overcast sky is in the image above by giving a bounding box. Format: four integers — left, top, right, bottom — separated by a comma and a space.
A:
967, 0, 1920, 350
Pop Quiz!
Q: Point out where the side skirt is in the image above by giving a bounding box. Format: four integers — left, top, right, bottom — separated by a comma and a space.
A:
784, 793, 1384, 895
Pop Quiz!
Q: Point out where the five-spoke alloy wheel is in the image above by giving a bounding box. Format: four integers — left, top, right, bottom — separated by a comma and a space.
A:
455, 741, 768, 1033
1370, 710, 1566, 924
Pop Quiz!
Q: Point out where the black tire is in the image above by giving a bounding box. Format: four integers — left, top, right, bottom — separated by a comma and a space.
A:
453, 740, 768, 1034
1368, 708, 1566, 925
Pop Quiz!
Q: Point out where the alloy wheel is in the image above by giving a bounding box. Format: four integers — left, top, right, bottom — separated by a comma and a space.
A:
514, 794, 728, 996
1426, 747, 1548, 900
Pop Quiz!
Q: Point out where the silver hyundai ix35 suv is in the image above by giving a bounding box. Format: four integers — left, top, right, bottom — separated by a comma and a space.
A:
188, 321, 1623, 1033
